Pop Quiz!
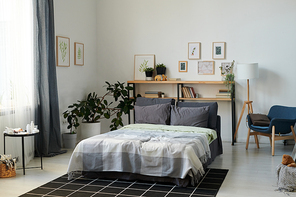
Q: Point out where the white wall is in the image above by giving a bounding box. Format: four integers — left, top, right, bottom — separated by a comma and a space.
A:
54, 0, 99, 138
96, 0, 296, 143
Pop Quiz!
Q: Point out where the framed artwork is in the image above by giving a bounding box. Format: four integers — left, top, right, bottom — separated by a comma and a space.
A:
212, 42, 226, 60
198, 61, 215, 75
220, 62, 233, 76
188, 42, 201, 60
134, 54, 155, 80
178, 61, 188, 72
56, 36, 70, 67
74, 42, 84, 66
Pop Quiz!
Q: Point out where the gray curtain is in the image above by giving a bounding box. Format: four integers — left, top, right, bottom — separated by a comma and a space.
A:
34, 0, 66, 156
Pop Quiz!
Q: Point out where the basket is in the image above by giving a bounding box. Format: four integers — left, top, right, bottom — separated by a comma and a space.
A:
0, 162, 16, 178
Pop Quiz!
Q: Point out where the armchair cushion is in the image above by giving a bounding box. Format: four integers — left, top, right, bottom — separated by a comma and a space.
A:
249, 113, 270, 126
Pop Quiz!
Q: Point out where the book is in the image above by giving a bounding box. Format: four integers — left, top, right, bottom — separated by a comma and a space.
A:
219, 89, 230, 93
168, 78, 181, 81
145, 94, 160, 98
145, 91, 161, 94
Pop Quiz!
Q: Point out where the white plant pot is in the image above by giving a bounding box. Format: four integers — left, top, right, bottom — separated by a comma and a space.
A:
62, 133, 77, 149
80, 121, 101, 141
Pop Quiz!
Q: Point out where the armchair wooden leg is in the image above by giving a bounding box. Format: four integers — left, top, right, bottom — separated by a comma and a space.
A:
254, 135, 260, 149
272, 126, 275, 156
291, 126, 296, 143
246, 128, 251, 150
269, 137, 272, 146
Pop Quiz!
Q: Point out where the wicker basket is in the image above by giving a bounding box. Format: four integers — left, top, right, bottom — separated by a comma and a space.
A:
0, 162, 16, 178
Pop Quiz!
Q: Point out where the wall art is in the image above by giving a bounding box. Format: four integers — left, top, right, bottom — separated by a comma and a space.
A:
188, 42, 201, 60
212, 42, 226, 60
74, 42, 84, 66
198, 61, 215, 75
56, 36, 70, 67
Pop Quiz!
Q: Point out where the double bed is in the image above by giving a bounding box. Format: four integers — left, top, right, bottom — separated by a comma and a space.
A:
67, 98, 223, 187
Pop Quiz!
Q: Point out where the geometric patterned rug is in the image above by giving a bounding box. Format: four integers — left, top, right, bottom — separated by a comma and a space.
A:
20, 168, 228, 197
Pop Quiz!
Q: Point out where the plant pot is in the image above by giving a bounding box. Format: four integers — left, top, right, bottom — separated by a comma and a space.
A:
80, 121, 101, 140
156, 67, 166, 75
62, 133, 77, 149
145, 71, 153, 81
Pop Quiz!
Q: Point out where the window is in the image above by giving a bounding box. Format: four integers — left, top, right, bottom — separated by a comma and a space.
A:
0, 0, 34, 114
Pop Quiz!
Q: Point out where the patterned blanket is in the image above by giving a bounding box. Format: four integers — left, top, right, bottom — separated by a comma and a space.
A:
67, 124, 217, 185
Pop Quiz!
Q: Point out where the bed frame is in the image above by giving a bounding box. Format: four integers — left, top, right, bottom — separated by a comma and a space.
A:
82, 98, 223, 187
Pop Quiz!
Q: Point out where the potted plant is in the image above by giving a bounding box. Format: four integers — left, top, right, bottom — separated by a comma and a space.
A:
156, 63, 166, 75
63, 81, 134, 144
139, 60, 154, 80
220, 60, 235, 97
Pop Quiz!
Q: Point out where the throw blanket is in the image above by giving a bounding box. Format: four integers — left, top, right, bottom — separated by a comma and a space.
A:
67, 124, 217, 185
276, 163, 296, 192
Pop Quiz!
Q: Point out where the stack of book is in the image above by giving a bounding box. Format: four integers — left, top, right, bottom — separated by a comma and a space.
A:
181, 87, 196, 98
144, 91, 162, 98
216, 89, 231, 98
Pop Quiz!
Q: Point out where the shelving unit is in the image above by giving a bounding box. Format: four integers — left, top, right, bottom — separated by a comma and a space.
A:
127, 80, 236, 145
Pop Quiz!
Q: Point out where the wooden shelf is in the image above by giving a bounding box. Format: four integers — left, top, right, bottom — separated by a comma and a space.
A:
127, 80, 227, 85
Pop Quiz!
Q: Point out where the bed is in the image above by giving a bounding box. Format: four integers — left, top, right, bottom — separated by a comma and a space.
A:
67, 98, 223, 187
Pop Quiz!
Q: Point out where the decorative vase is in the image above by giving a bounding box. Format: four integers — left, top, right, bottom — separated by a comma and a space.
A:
145, 71, 153, 81
80, 121, 101, 141
156, 67, 166, 75
62, 133, 77, 149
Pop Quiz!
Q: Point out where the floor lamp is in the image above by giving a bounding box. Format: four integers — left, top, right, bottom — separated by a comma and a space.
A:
234, 63, 259, 141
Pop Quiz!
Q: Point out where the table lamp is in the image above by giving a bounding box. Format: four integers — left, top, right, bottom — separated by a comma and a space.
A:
234, 63, 259, 140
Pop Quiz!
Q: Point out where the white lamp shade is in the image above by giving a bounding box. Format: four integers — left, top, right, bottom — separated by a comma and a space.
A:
237, 63, 259, 79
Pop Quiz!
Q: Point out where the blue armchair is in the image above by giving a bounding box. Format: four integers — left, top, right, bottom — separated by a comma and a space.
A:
246, 105, 296, 156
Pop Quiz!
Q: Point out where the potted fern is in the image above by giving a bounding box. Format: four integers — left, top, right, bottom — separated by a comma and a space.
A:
139, 60, 154, 80
63, 81, 134, 145
156, 63, 166, 75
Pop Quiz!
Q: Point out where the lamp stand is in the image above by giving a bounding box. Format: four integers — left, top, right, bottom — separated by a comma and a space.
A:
233, 79, 254, 141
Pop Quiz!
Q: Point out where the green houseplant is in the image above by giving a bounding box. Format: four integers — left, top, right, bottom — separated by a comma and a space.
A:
156, 63, 166, 75
63, 81, 135, 134
220, 60, 235, 95
139, 60, 154, 80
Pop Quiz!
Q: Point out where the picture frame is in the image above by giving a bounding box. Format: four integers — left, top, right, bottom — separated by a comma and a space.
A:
56, 36, 70, 67
74, 42, 84, 66
188, 42, 201, 60
134, 54, 155, 80
198, 61, 215, 75
212, 42, 226, 60
178, 61, 188, 72
220, 62, 233, 76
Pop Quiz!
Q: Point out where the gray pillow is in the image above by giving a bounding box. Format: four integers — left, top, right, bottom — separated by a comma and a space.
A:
170, 106, 210, 127
135, 103, 171, 125
177, 102, 218, 129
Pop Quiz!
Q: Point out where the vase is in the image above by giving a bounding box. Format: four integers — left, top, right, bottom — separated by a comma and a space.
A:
156, 67, 166, 75
145, 71, 153, 81
80, 121, 101, 141
62, 133, 77, 149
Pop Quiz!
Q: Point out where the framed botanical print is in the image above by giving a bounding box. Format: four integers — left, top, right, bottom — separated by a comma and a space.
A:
179, 61, 188, 72
56, 36, 70, 67
74, 42, 84, 66
188, 42, 201, 60
212, 42, 226, 60
134, 54, 155, 80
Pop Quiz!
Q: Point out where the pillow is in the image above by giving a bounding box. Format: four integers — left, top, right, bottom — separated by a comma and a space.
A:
135, 103, 171, 125
170, 106, 210, 127
135, 97, 175, 106
177, 102, 218, 129
249, 113, 270, 126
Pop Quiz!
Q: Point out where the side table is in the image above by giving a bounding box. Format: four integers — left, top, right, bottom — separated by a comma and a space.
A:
3, 132, 43, 175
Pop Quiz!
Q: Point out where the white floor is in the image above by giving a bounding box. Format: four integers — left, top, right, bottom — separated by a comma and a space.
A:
1, 142, 296, 197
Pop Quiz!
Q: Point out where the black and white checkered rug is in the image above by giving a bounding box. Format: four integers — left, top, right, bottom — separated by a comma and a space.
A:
20, 168, 228, 197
